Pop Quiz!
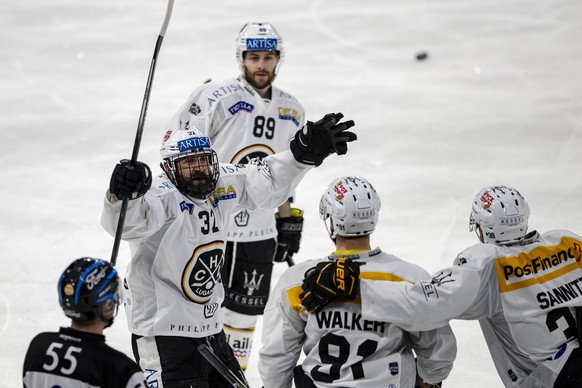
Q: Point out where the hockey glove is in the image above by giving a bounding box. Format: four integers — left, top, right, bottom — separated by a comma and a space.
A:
109, 159, 152, 200
290, 112, 356, 166
274, 208, 304, 263
299, 257, 360, 313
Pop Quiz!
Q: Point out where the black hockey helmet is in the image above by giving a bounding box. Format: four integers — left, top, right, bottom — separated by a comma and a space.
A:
58, 257, 120, 326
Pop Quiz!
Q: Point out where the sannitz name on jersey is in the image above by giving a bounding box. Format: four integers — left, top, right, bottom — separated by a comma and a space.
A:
316, 310, 386, 334
537, 276, 582, 310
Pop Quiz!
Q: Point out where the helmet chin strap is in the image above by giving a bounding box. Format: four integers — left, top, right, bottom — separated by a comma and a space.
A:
326, 218, 337, 243
476, 225, 485, 243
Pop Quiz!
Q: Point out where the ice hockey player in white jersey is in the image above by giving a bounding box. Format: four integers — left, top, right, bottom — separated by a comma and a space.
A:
165, 22, 306, 370
23, 257, 147, 388
101, 113, 355, 387
259, 176, 456, 388
300, 184, 582, 387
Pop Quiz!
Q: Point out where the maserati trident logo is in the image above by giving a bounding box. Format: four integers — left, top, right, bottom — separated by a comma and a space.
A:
243, 269, 264, 296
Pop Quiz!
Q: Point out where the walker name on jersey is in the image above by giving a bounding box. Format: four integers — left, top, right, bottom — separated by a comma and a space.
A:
497, 238, 582, 284
277, 107, 301, 126
315, 310, 386, 334
228, 101, 254, 115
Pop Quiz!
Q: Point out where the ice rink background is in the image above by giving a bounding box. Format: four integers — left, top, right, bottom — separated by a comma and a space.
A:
2, 0, 582, 386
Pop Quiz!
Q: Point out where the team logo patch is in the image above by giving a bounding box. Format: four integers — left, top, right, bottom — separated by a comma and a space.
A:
180, 201, 195, 214
204, 302, 219, 318
182, 241, 224, 304
333, 181, 348, 200
228, 101, 254, 115
389, 362, 399, 376
243, 269, 264, 296
277, 107, 301, 127
189, 102, 201, 115
234, 209, 250, 227
480, 190, 495, 209
163, 130, 172, 142
64, 284, 75, 296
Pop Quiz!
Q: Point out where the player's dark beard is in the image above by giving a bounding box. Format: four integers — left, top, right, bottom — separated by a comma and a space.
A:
244, 67, 275, 91
188, 172, 210, 184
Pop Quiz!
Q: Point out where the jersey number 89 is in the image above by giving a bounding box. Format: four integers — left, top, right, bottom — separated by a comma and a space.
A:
253, 116, 275, 139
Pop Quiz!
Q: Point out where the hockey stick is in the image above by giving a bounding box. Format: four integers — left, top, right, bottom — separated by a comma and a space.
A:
197, 344, 250, 388
286, 255, 295, 267
110, 0, 175, 266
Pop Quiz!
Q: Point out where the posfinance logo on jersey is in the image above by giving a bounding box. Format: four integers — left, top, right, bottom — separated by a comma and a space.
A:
246, 38, 277, 51
228, 101, 254, 115
277, 107, 301, 127
495, 237, 582, 292
177, 136, 211, 152
182, 241, 224, 304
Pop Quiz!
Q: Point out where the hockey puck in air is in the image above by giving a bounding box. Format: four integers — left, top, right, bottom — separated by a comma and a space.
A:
415, 51, 428, 61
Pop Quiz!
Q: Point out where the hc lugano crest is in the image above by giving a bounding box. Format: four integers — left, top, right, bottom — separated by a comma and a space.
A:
182, 241, 224, 304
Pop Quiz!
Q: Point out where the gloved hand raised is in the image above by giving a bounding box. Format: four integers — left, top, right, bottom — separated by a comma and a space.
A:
274, 208, 304, 263
299, 257, 360, 313
109, 159, 152, 200
290, 112, 356, 166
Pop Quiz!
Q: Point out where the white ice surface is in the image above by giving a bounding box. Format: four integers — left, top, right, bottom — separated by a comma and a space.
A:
2, 0, 582, 387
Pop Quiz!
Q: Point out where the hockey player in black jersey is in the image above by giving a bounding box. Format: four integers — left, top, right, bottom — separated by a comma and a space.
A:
22, 257, 146, 388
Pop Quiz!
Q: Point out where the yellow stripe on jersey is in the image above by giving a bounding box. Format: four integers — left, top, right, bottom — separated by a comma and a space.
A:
361, 271, 414, 283
286, 267, 415, 312
286, 285, 306, 312
223, 323, 256, 333
286, 285, 364, 311
495, 236, 582, 292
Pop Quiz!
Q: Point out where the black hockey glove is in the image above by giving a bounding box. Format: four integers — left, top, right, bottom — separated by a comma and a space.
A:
274, 208, 304, 263
109, 159, 152, 200
290, 112, 356, 166
299, 257, 360, 313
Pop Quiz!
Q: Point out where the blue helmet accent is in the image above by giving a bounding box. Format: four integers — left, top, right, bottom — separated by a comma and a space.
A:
58, 257, 120, 323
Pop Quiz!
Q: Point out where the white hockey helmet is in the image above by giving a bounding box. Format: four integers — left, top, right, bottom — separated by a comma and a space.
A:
469, 185, 530, 245
235, 22, 284, 73
160, 125, 219, 200
319, 176, 381, 239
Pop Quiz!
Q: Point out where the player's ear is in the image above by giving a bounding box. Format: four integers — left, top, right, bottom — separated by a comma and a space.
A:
102, 299, 118, 321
